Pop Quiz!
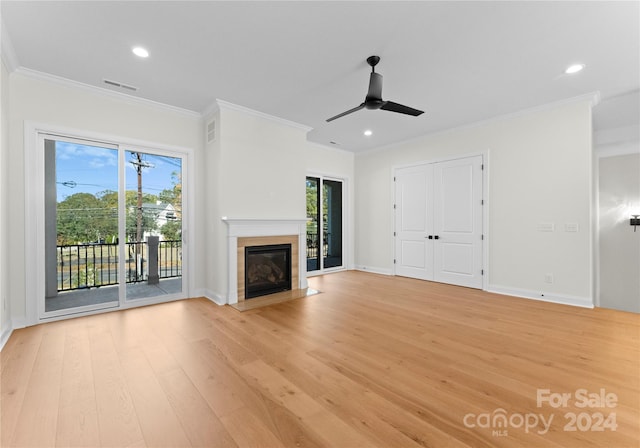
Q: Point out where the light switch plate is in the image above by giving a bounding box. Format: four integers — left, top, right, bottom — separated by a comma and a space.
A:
565, 223, 579, 232
537, 222, 555, 232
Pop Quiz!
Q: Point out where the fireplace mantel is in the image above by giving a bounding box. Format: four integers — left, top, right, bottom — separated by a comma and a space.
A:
223, 218, 308, 304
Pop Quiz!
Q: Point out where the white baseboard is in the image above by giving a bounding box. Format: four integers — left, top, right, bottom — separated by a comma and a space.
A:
487, 284, 594, 308
201, 289, 227, 306
0, 322, 13, 352
353, 265, 393, 276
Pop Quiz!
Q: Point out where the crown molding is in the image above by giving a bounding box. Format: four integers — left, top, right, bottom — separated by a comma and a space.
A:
14, 67, 202, 119
306, 139, 355, 156
215, 99, 312, 132
1, 19, 20, 72
594, 124, 640, 147
596, 141, 640, 158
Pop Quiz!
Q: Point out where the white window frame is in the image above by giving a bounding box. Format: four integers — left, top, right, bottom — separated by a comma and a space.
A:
24, 121, 195, 325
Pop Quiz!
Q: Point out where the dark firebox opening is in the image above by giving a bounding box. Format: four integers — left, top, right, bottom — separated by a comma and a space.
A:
245, 244, 292, 299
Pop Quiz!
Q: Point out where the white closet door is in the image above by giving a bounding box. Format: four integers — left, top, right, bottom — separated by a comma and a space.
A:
432, 155, 483, 288
394, 155, 483, 289
394, 164, 433, 280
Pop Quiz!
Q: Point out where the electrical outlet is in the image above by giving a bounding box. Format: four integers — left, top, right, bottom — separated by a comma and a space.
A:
544, 273, 554, 284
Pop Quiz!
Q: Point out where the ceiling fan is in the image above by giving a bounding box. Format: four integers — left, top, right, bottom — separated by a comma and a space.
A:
326, 56, 425, 122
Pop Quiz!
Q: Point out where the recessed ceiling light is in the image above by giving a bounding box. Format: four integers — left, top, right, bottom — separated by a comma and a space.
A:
132, 47, 149, 58
565, 63, 585, 74
363, 129, 373, 137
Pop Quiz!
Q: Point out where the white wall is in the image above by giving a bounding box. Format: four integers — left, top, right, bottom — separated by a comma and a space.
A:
203, 105, 356, 302
7, 72, 203, 325
598, 153, 640, 312
0, 59, 10, 347
217, 106, 307, 219
354, 98, 595, 306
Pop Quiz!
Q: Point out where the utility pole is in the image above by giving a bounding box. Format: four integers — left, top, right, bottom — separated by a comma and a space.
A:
129, 152, 152, 280
130, 152, 152, 242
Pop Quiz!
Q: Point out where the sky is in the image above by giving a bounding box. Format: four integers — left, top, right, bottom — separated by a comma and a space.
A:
55, 141, 181, 203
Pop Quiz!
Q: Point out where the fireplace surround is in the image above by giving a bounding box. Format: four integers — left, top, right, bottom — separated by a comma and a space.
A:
223, 218, 308, 304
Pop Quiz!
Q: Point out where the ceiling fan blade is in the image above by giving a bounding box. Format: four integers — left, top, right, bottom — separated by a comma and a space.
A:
326, 103, 365, 122
366, 72, 383, 101
380, 101, 424, 117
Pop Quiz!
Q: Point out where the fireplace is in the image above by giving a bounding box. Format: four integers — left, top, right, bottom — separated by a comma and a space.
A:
223, 218, 307, 304
244, 244, 292, 299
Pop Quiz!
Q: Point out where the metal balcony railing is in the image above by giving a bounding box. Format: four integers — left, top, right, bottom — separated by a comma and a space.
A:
56, 240, 181, 292
306, 231, 329, 259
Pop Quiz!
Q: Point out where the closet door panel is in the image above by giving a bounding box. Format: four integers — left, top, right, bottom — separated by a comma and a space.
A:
394, 165, 433, 280
433, 156, 483, 288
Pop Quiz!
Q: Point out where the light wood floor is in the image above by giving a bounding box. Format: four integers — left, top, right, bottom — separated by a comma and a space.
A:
2, 271, 639, 447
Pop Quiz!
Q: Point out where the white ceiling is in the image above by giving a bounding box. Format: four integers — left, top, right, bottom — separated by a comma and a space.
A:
2, 1, 639, 152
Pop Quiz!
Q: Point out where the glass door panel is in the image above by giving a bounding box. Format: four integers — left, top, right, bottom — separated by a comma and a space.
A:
125, 151, 182, 300
45, 138, 120, 313
323, 179, 343, 269
306, 176, 344, 273
306, 177, 320, 272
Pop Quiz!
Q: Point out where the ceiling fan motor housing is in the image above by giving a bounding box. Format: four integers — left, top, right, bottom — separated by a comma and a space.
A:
366, 55, 381, 68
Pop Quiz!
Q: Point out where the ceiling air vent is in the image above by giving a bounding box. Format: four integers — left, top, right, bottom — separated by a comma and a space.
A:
103, 78, 138, 92
206, 119, 216, 143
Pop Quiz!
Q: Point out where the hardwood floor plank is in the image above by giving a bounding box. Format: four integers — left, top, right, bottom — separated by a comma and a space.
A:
58, 322, 96, 408
117, 347, 192, 448
239, 359, 378, 447
156, 367, 238, 447
88, 319, 145, 447
219, 406, 288, 448
0, 325, 44, 446
185, 336, 327, 448
55, 398, 100, 448
56, 321, 100, 447
10, 323, 65, 447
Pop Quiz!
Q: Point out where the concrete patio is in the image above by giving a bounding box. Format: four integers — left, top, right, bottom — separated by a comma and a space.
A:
45, 277, 182, 312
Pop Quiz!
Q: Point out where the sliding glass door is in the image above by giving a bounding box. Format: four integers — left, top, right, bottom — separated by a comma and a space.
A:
42, 134, 185, 318
306, 176, 344, 273
125, 150, 182, 301
44, 137, 120, 314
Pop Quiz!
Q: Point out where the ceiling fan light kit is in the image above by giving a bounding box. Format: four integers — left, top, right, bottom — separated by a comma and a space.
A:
326, 56, 425, 122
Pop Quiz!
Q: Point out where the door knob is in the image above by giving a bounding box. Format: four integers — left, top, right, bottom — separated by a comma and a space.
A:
434, 235, 440, 240
427, 235, 433, 239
